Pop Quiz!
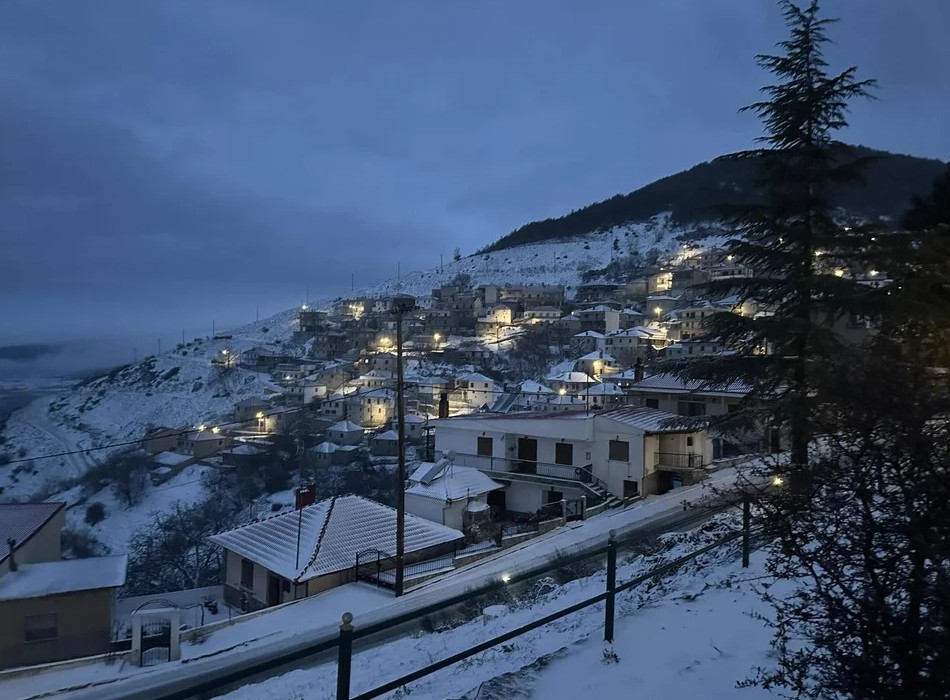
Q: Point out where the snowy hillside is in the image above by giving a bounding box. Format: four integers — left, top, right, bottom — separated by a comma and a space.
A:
0, 309, 299, 500
361, 214, 704, 299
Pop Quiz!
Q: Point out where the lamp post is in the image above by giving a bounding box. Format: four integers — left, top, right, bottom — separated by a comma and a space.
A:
392, 294, 416, 597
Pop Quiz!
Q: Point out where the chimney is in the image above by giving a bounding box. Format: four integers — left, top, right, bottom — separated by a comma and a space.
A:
634, 358, 644, 383
438, 392, 450, 419
7, 538, 16, 572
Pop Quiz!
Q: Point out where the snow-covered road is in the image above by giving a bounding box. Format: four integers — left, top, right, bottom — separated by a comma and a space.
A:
0, 468, 741, 700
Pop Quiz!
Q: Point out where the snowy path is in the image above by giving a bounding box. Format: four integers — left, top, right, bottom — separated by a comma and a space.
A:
0, 469, 740, 700
18, 396, 97, 477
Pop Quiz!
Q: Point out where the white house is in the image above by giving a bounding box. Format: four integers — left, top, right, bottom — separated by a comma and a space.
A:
522, 306, 561, 323
209, 495, 462, 609
432, 407, 713, 512
516, 380, 555, 408
574, 351, 620, 379
327, 420, 365, 446
406, 458, 505, 530
456, 372, 494, 408
572, 330, 606, 354
546, 371, 598, 397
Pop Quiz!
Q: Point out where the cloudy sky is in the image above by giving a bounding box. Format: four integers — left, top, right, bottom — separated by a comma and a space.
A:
1, 0, 948, 343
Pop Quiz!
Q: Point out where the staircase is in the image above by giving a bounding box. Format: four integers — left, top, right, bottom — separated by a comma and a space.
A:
582, 482, 623, 510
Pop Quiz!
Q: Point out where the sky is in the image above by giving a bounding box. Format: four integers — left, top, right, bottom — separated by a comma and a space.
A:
1, 0, 948, 344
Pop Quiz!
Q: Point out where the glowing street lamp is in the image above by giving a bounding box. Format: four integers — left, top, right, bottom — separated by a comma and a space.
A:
558, 387, 567, 396
211, 426, 220, 435
654, 306, 663, 318
833, 268, 845, 278
433, 333, 441, 343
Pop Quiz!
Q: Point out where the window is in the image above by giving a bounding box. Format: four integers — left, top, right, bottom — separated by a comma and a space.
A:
477, 436, 492, 457
282, 579, 291, 593
555, 442, 573, 466
677, 400, 706, 417
645, 398, 659, 409
686, 436, 694, 447
24, 613, 57, 643
241, 558, 254, 589
608, 440, 630, 461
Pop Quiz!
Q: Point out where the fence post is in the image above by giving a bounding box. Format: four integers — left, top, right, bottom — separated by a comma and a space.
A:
336, 612, 354, 700
741, 492, 751, 568
604, 529, 617, 643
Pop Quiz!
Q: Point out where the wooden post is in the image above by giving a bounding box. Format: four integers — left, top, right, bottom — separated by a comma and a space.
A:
605, 530, 617, 643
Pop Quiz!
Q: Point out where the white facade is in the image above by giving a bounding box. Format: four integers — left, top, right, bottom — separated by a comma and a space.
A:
432, 408, 712, 500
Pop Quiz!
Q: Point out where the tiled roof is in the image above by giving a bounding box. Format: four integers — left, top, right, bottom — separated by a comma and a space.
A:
407, 464, 503, 502
631, 373, 749, 395
547, 371, 598, 384
330, 420, 364, 432
518, 380, 554, 394
0, 503, 65, 565
374, 430, 399, 441
598, 406, 697, 433
577, 351, 617, 362
209, 495, 462, 582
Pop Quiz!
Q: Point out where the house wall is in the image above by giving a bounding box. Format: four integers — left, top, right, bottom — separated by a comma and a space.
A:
502, 481, 584, 515
1, 509, 65, 576
405, 494, 448, 527
591, 423, 647, 498
0, 588, 114, 670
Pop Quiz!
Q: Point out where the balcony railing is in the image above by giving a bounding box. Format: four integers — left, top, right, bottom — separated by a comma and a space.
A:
452, 453, 592, 482
654, 452, 704, 470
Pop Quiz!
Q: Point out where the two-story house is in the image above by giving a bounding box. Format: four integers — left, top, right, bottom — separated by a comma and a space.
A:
432, 406, 713, 513
0, 503, 127, 669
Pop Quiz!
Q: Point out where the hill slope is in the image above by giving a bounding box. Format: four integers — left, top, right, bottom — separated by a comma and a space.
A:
483, 146, 946, 252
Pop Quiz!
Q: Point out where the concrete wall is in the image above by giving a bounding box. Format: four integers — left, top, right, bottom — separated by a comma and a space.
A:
0, 509, 64, 576
0, 588, 114, 670
405, 493, 448, 527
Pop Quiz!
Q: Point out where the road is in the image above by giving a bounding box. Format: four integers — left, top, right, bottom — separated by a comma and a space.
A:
17, 393, 97, 478
19, 468, 741, 700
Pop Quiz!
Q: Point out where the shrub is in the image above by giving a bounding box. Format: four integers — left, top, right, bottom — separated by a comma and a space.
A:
85, 502, 106, 525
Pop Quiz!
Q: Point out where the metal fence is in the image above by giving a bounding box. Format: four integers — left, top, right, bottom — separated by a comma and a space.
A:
337, 501, 756, 700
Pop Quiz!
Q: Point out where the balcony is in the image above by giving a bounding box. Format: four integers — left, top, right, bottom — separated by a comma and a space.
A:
654, 452, 704, 471
452, 453, 597, 484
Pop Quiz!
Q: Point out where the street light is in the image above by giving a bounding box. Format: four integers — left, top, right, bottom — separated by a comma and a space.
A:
654, 306, 663, 318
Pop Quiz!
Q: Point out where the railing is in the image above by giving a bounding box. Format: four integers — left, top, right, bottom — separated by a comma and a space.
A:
338, 516, 759, 700
654, 452, 705, 470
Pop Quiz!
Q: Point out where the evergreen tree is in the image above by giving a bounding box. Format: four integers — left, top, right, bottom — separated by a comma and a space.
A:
875, 162, 950, 364
668, 0, 875, 480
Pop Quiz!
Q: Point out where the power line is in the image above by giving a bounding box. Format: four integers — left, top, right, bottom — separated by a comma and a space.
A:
5, 377, 638, 467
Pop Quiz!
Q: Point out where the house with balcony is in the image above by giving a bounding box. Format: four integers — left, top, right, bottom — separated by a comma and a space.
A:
455, 372, 494, 409
522, 306, 562, 323
432, 406, 713, 516
624, 373, 764, 456
572, 330, 606, 354
576, 305, 620, 334
573, 351, 621, 379
545, 371, 598, 397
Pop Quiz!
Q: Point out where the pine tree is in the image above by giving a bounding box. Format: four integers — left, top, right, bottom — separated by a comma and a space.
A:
875, 162, 950, 364
668, 0, 875, 481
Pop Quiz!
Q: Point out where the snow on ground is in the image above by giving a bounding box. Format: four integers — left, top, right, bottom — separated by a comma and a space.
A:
0, 471, 747, 700
219, 518, 782, 700
361, 215, 696, 300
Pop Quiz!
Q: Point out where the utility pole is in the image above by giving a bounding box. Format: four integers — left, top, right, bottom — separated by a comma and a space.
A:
158, 338, 162, 355
182, 329, 186, 346
392, 294, 415, 596
351, 272, 355, 292
256, 306, 259, 322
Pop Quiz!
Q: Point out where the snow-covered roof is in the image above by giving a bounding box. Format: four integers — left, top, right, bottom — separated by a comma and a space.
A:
574, 330, 604, 338
0, 502, 65, 566
407, 463, 503, 502
209, 495, 462, 582
329, 420, 364, 433
374, 430, 399, 441
187, 430, 223, 442
579, 305, 617, 313
547, 371, 598, 384
519, 380, 554, 395
401, 414, 426, 424
0, 555, 128, 602
313, 441, 339, 454
526, 305, 561, 312
226, 444, 266, 456
586, 382, 626, 396
457, 372, 493, 383
577, 351, 618, 362
546, 394, 587, 406
631, 373, 749, 396
363, 370, 394, 379
152, 451, 192, 466
598, 406, 698, 433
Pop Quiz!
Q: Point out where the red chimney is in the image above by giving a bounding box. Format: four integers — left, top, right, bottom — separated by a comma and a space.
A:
295, 484, 316, 510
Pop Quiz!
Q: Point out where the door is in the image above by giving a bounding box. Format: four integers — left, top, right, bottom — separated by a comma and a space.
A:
267, 574, 282, 606
517, 438, 538, 473
487, 489, 506, 518
546, 489, 563, 504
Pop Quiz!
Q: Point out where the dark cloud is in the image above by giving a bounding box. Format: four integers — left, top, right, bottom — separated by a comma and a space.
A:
1, 0, 947, 343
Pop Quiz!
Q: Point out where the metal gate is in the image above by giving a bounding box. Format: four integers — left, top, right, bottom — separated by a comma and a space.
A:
140, 618, 171, 666
564, 498, 585, 522
355, 549, 387, 586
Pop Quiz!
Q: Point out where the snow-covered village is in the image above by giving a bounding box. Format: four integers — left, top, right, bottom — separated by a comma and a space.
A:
2, 2, 949, 699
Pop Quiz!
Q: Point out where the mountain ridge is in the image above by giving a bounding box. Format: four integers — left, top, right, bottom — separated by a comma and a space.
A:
482, 145, 947, 253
